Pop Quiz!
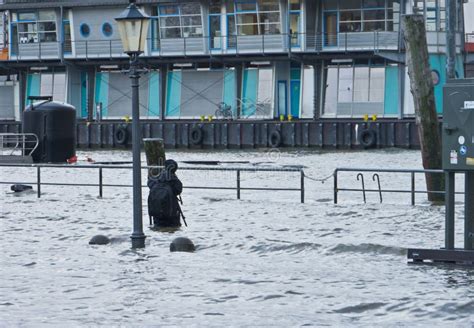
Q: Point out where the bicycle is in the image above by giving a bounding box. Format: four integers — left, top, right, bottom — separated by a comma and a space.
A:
214, 102, 234, 120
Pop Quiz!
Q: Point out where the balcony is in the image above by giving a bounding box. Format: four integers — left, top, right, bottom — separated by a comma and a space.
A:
4, 31, 401, 62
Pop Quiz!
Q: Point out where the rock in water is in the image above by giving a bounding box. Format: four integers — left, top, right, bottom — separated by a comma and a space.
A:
11, 184, 33, 192
89, 235, 110, 245
170, 237, 195, 252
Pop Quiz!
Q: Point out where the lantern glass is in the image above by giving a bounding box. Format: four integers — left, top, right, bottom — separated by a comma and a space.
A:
116, 18, 150, 53
115, 2, 150, 54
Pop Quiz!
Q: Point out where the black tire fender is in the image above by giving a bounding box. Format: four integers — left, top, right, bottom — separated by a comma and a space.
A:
269, 130, 282, 148
190, 125, 204, 145
359, 128, 377, 148
114, 126, 129, 145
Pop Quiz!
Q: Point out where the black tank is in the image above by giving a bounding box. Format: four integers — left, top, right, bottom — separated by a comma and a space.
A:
23, 100, 76, 163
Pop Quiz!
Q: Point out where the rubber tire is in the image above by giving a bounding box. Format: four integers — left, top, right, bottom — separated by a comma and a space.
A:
190, 126, 204, 145
114, 126, 128, 145
269, 130, 282, 148
359, 128, 377, 149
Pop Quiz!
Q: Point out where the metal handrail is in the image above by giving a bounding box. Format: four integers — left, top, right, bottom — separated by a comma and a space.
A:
0, 133, 39, 157
0, 162, 305, 203
3, 31, 403, 61
333, 167, 465, 205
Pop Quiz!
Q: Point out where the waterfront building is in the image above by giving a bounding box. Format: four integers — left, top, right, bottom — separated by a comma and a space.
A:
0, 0, 470, 148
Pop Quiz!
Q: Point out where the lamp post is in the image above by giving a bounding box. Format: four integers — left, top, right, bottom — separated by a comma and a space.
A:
115, 0, 150, 249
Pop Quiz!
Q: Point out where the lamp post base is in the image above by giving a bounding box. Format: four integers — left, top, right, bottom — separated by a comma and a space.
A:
131, 233, 146, 249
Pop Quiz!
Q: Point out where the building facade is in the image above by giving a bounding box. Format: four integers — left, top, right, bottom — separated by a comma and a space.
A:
0, 0, 469, 148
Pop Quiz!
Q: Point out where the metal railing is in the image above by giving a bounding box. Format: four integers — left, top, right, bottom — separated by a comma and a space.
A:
2, 31, 402, 61
0, 133, 38, 157
0, 163, 305, 203
333, 168, 466, 205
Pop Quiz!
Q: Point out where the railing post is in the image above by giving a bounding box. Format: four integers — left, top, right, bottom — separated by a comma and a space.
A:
86, 40, 88, 59
37, 166, 41, 198
39, 41, 42, 60
411, 172, 415, 205
334, 169, 338, 204
99, 167, 103, 198
109, 40, 112, 58
184, 37, 187, 56
300, 170, 305, 204
237, 169, 241, 200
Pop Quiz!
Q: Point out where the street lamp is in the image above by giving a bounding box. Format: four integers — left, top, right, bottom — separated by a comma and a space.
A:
115, 0, 150, 249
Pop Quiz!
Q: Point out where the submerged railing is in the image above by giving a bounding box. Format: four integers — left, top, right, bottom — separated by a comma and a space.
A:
334, 168, 465, 205
0, 163, 305, 203
0, 133, 39, 157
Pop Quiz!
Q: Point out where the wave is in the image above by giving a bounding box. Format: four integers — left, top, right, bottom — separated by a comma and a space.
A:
326, 243, 406, 256
249, 242, 322, 254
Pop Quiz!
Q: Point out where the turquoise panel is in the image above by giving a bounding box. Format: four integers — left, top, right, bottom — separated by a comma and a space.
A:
26, 74, 40, 106
384, 66, 399, 115
429, 54, 445, 114
242, 69, 258, 117
223, 70, 236, 115
95, 72, 109, 117
166, 71, 181, 117
290, 80, 300, 118
455, 55, 464, 79
290, 68, 301, 80
80, 72, 88, 118
148, 71, 160, 117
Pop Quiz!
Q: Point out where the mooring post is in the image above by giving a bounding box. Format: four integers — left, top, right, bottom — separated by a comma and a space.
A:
445, 171, 455, 249
37, 166, 41, 198
334, 169, 338, 204
143, 138, 166, 178
411, 172, 415, 206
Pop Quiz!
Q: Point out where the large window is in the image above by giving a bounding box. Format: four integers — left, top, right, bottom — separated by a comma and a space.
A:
157, 3, 203, 39
209, 0, 222, 49
322, 0, 400, 32
227, 0, 281, 36
14, 10, 57, 44
323, 61, 386, 117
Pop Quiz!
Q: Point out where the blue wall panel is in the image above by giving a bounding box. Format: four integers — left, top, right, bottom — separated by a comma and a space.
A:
384, 66, 399, 115
242, 69, 258, 117
148, 71, 160, 117
166, 71, 181, 117
95, 72, 109, 117
26, 74, 40, 106
223, 70, 236, 115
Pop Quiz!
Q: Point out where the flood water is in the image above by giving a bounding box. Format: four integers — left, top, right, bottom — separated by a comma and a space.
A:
1, 149, 473, 326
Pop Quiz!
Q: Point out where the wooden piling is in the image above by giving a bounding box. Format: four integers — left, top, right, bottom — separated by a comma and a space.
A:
143, 138, 166, 178
402, 14, 444, 202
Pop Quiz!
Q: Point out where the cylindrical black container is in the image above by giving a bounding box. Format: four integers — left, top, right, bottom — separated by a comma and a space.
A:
23, 101, 76, 163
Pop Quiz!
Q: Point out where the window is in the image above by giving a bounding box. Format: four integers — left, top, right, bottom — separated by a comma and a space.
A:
323, 0, 400, 32
228, 0, 281, 36
102, 22, 113, 37
15, 10, 57, 44
80, 23, 90, 38
413, 0, 445, 31
323, 62, 386, 117
158, 3, 203, 38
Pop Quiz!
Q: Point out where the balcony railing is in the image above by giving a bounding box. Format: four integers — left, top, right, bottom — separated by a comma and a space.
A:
2, 31, 401, 61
